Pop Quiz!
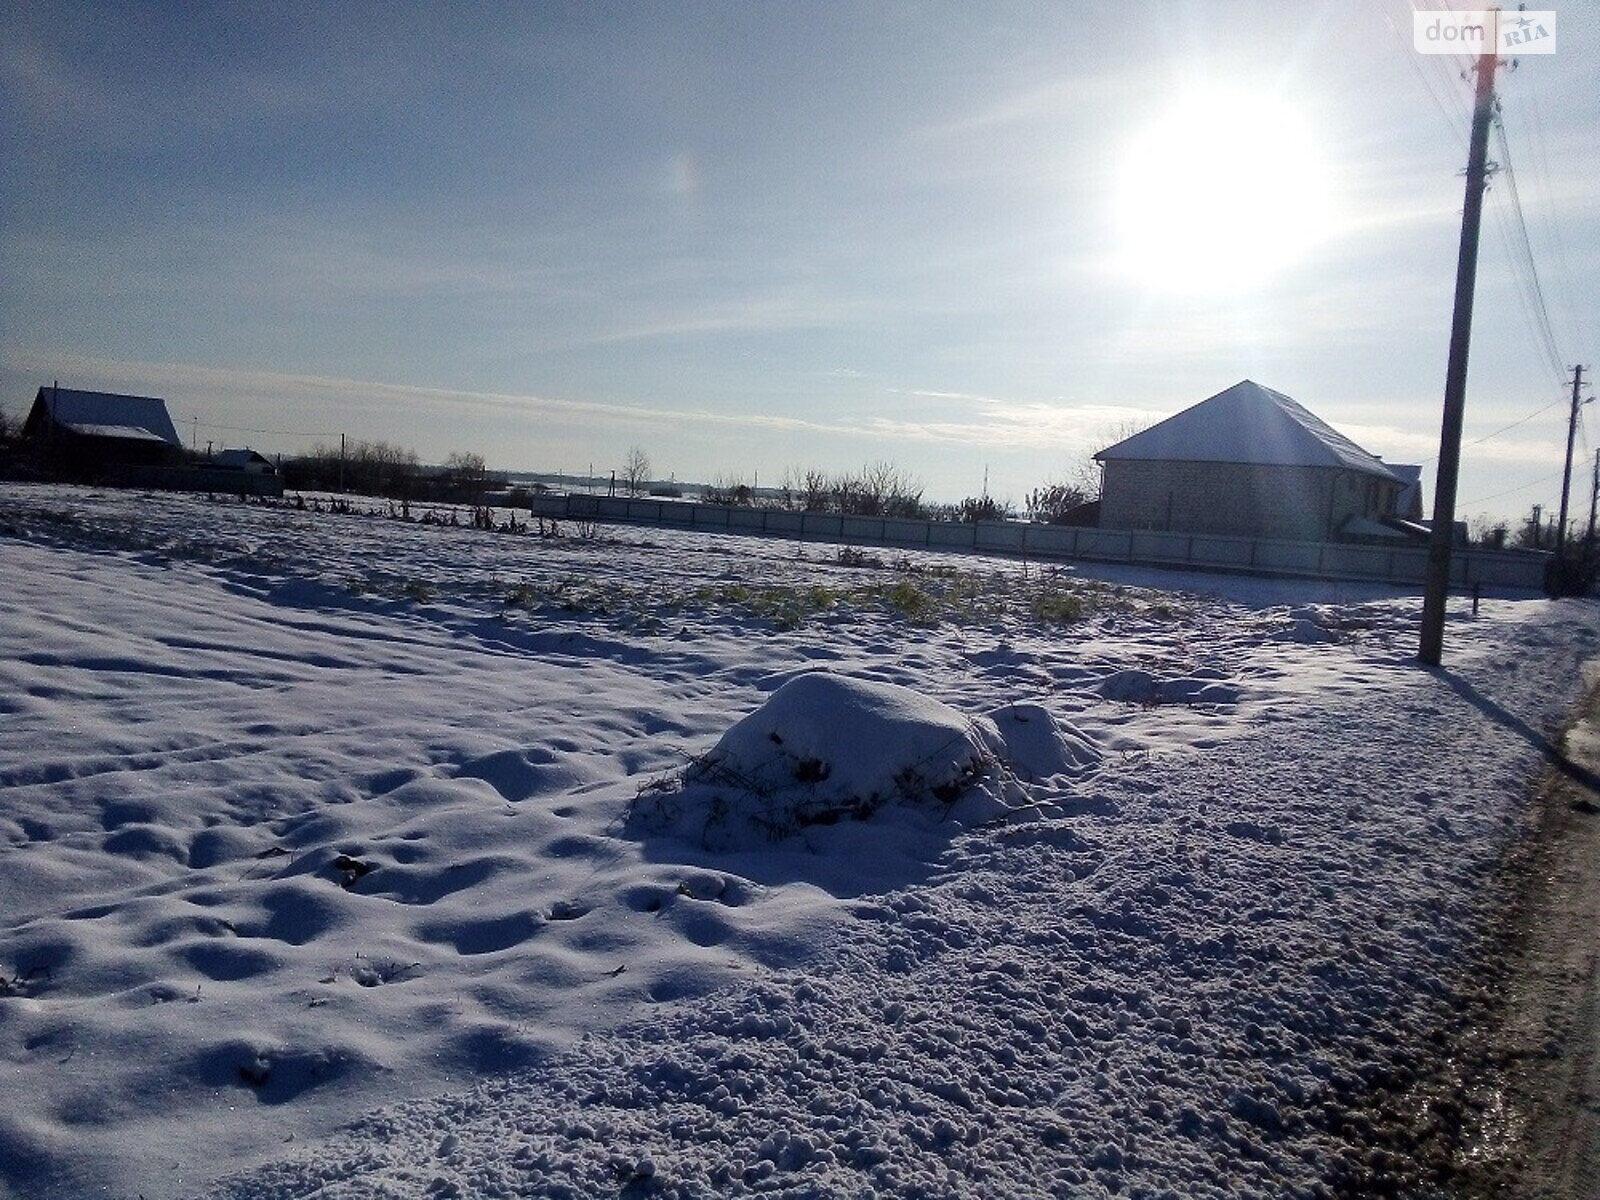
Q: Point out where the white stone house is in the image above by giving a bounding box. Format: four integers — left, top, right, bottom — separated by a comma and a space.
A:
1094, 380, 1413, 542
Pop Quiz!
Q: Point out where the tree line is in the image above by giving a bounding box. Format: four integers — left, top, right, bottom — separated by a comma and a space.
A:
279, 442, 504, 503
687, 461, 1098, 525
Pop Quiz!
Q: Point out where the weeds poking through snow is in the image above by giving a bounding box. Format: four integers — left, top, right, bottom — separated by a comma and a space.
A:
331, 854, 375, 889
1029, 587, 1086, 624
0, 965, 49, 998
504, 581, 539, 608
881, 579, 938, 625
348, 955, 421, 987
836, 546, 885, 569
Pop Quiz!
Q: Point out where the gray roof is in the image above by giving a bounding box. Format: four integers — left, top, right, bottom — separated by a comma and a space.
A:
213, 448, 272, 469
33, 387, 182, 447
1094, 380, 1403, 480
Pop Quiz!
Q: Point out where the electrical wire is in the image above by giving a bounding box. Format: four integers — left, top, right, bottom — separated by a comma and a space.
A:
1490, 113, 1570, 386
1413, 396, 1565, 468
1467, 398, 1565, 449
1385, 3, 1589, 521
1460, 465, 1567, 507
1520, 90, 1589, 353
1381, 0, 1480, 141
180, 418, 341, 439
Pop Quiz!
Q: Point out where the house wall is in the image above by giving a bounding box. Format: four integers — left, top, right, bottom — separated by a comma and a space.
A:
1099, 460, 1397, 541
26, 427, 179, 480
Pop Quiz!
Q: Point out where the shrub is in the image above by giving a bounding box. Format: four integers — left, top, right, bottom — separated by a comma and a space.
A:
1025, 482, 1092, 523
882, 579, 938, 624
1029, 588, 1086, 624
953, 495, 1014, 523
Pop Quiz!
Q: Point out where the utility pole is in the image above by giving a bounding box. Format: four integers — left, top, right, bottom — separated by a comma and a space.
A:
1555, 364, 1588, 559
1588, 448, 1598, 544
1419, 41, 1499, 666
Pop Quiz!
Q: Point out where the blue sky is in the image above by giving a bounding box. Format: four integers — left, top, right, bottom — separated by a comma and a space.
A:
3, 2, 1597, 524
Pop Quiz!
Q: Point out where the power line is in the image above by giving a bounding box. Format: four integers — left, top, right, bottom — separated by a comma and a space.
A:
1490, 112, 1569, 384
180, 417, 340, 439
1466, 397, 1564, 448
1413, 396, 1565, 467
1460, 465, 1567, 507
1510, 78, 1592, 361
1380, 0, 1473, 144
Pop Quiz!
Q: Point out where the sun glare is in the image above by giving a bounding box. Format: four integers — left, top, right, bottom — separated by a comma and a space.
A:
1113, 87, 1332, 293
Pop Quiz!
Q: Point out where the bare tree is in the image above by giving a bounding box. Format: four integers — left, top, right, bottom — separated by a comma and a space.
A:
861, 460, 923, 518
801, 469, 830, 512
444, 449, 486, 485
621, 446, 651, 496
352, 440, 420, 496
780, 463, 924, 517
1039, 418, 1149, 504
440, 450, 488, 502
282, 438, 419, 496
702, 473, 754, 506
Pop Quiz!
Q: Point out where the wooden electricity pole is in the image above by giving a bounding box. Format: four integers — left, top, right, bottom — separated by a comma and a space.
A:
1555, 364, 1587, 558
1419, 42, 1499, 666
1588, 449, 1599, 545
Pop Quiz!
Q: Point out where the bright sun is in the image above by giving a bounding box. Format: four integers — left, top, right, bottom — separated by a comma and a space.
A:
1113, 87, 1332, 292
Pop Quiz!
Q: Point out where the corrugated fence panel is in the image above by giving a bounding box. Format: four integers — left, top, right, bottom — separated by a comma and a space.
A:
519, 495, 1549, 590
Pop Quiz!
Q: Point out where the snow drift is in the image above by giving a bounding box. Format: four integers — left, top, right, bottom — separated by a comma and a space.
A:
631, 673, 1107, 850
3, 483, 1596, 1200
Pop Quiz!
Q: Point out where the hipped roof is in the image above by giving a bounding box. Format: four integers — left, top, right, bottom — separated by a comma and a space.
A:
1094, 380, 1402, 480
213, 448, 272, 468
32, 387, 182, 447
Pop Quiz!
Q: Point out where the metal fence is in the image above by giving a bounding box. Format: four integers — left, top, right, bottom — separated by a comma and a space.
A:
531, 493, 1550, 591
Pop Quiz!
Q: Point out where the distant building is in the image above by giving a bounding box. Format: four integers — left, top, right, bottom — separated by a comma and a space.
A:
22, 385, 184, 480
1095, 380, 1414, 542
211, 448, 278, 476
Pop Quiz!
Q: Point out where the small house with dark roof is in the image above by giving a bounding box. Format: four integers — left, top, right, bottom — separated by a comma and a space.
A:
211, 448, 277, 475
22, 385, 184, 480
1094, 380, 1413, 542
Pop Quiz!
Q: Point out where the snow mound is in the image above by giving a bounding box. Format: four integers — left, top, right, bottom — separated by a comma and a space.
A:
985, 702, 1103, 783
637, 672, 1012, 847
1272, 616, 1341, 644
1098, 668, 1241, 706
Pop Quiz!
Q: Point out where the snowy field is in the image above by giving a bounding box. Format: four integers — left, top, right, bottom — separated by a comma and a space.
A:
1, 482, 1595, 1200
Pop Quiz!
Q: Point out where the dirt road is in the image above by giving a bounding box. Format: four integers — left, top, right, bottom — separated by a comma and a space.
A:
1452, 677, 1600, 1197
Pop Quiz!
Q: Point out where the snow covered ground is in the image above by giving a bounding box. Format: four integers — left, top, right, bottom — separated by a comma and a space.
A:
0, 482, 1594, 1200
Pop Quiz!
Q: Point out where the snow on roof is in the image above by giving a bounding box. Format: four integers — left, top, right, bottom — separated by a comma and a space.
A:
213, 448, 272, 468
1095, 380, 1402, 480
34, 386, 182, 447
58, 422, 174, 444
1340, 514, 1412, 539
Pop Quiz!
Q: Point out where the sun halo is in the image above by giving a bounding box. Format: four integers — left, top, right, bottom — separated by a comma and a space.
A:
1112, 87, 1333, 293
